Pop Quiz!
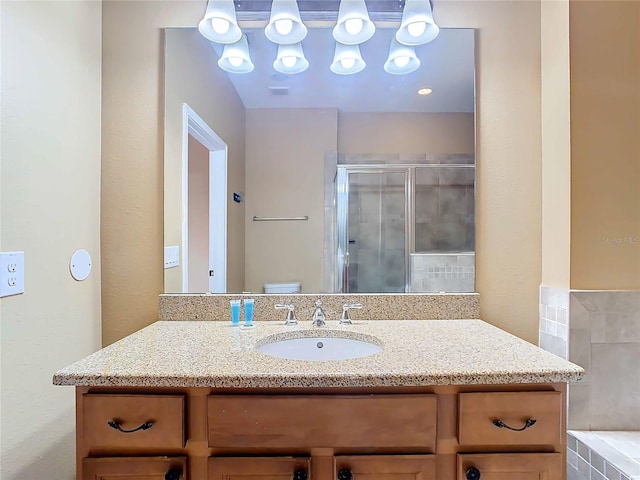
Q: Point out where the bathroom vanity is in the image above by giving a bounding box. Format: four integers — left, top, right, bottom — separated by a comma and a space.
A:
54, 320, 584, 480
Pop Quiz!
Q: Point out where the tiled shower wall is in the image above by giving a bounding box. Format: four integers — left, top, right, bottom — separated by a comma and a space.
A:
539, 287, 640, 430
411, 253, 475, 293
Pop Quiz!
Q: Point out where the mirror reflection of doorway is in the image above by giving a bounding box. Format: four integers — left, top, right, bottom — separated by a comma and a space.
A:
182, 104, 227, 293
187, 135, 210, 292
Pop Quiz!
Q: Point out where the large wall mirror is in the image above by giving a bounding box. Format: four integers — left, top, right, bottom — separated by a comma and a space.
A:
163, 5, 476, 295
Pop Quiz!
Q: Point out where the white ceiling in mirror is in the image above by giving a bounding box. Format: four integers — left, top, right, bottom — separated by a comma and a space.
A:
210, 27, 475, 112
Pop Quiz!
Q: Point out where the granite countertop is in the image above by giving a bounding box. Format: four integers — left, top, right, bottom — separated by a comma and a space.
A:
53, 319, 585, 388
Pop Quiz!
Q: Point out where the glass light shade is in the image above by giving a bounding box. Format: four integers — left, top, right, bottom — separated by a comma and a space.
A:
396, 0, 440, 46
384, 38, 420, 75
275, 19, 293, 35
218, 35, 254, 74
330, 43, 366, 75
265, 0, 307, 45
198, 0, 242, 44
333, 0, 375, 45
273, 43, 309, 74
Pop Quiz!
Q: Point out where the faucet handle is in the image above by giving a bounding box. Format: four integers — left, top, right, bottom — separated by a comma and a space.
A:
275, 304, 298, 325
340, 303, 362, 325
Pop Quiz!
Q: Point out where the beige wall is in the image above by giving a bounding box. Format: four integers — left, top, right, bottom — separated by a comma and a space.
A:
187, 134, 210, 292
102, 0, 544, 344
541, 0, 571, 289
338, 112, 475, 154
0, 1, 102, 478
245, 108, 338, 293
437, 1, 542, 342
569, 1, 640, 290
163, 27, 246, 297
101, 1, 237, 345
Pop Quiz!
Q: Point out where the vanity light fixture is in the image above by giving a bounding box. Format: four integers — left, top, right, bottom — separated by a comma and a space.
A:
218, 34, 255, 74
384, 38, 420, 75
332, 0, 376, 45
330, 43, 366, 75
418, 87, 433, 95
396, 0, 440, 46
198, 0, 440, 76
198, 0, 242, 44
273, 42, 309, 74
265, 0, 308, 45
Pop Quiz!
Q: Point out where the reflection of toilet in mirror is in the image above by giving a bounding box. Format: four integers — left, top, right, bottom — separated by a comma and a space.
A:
264, 282, 301, 294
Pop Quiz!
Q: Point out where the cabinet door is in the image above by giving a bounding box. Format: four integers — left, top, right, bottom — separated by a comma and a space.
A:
83, 456, 187, 480
334, 455, 436, 480
458, 453, 563, 480
209, 457, 311, 480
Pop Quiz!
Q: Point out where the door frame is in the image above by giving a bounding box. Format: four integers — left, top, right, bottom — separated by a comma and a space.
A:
336, 165, 411, 293
182, 103, 227, 293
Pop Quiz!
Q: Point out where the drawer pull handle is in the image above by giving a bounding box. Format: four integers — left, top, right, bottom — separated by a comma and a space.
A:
165, 469, 182, 480
492, 418, 537, 431
338, 468, 353, 480
107, 420, 154, 433
293, 469, 308, 480
465, 466, 481, 480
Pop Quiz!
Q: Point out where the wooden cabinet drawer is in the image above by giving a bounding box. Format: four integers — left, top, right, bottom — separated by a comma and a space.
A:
83, 456, 187, 479
82, 394, 185, 450
209, 457, 310, 480
458, 391, 562, 446
457, 453, 563, 480
207, 395, 437, 450
336, 455, 437, 479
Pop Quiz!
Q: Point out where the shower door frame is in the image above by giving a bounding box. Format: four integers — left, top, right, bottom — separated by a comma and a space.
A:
336, 165, 413, 293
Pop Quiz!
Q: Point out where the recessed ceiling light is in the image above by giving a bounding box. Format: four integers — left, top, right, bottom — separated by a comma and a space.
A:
418, 88, 433, 96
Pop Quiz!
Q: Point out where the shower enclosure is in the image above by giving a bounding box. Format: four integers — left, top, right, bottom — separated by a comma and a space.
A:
335, 162, 475, 293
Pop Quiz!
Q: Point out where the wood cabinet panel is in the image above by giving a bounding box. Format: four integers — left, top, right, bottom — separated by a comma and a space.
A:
335, 455, 437, 480
458, 392, 562, 446
82, 394, 185, 450
208, 457, 311, 480
457, 453, 563, 480
207, 395, 437, 450
83, 456, 187, 480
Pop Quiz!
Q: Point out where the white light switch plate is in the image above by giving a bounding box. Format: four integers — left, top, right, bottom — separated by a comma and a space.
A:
0, 251, 25, 297
164, 246, 180, 269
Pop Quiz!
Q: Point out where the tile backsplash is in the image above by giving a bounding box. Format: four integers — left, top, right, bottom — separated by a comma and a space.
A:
539, 286, 570, 359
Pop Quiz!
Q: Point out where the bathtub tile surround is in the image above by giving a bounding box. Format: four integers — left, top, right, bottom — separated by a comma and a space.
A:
411, 253, 475, 293
538, 287, 640, 430
159, 293, 480, 321
567, 430, 640, 480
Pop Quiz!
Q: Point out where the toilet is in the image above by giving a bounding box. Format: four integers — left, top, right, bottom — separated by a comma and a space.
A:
264, 282, 301, 294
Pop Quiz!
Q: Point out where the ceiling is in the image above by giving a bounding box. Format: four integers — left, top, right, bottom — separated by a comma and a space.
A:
208, 3, 475, 113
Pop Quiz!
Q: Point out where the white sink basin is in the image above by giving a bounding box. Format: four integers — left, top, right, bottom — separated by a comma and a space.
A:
257, 334, 382, 361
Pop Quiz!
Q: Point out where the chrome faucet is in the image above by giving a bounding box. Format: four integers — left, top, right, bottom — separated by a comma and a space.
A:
339, 303, 362, 325
275, 304, 298, 326
311, 299, 326, 327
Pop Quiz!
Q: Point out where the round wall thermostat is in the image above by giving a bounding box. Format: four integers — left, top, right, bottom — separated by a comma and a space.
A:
70, 249, 92, 281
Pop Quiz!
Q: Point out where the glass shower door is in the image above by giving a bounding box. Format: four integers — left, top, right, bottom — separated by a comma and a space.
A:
337, 168, 408, 293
